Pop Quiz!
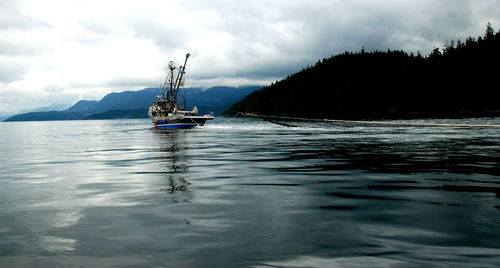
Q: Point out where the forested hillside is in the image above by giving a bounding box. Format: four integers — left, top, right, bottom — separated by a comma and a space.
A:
229, 24, 500, 119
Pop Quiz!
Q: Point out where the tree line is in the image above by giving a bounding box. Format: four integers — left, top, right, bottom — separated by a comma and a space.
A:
229, 23, 500, 119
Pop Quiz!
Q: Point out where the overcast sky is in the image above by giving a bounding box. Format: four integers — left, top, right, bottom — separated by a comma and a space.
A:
1, 0, 499, 113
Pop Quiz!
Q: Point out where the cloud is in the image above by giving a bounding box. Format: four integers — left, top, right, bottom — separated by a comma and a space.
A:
0, 0, 499, 113
0, 0, 48, 30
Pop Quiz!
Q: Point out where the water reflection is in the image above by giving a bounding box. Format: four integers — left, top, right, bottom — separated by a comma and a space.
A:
2, 119, 500, 267
152, 129, 191, 197
39, 236, 76, 252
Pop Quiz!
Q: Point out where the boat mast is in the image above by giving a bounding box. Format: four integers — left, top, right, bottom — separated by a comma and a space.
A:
171, 53, 190, 107
169, 61, 175, 93
156, 53, 190, 111
158, 63, 172, 101
164, 60, 176, 109
176, 53, 190, 91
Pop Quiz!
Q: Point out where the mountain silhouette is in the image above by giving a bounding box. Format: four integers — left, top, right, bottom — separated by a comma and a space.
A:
5, 86, 260, 121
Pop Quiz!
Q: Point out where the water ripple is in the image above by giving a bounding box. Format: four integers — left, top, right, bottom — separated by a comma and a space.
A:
1, 118, 499, 267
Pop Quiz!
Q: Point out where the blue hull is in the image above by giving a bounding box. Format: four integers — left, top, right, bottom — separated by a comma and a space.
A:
154, 123, 198, 129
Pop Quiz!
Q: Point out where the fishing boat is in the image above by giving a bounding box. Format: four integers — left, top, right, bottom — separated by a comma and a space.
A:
148, 53, 214, 129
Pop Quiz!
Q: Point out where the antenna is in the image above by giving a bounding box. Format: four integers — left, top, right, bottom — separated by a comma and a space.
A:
168, 61, 176, 69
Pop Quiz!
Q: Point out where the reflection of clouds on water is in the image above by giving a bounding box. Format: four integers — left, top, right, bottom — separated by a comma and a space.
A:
2, 119, 500, 267
258, 245, 500, 268
51, 209, 84, 228
259, 256, 406, 268
259, 247, 500, 267
39, 236, 76, 252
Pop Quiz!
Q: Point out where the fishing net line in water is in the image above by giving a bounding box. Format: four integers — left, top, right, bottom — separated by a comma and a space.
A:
241, 113, 500, 128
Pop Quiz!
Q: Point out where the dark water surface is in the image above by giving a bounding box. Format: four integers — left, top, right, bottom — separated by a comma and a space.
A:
1, 118, 499, 267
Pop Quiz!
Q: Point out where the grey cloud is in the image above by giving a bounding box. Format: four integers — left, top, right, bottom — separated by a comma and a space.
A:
0, 36, 52, 56
103, 76, 159, 90
0, 1, 51, 59
182, 0, 499, 84
126, 17, 193, 48
0, 58, 29, 83
0, 88, 34, 112
79, 19, 115, 36
260, 0, 477, 54
74, 0, 500, 85
0, 0, 48, 30
79, 13, 194, 50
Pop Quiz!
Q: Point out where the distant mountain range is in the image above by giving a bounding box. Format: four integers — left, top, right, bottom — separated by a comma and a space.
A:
4, 86, 260, 122
0, 112, 13, 122
0, 104, 70, 121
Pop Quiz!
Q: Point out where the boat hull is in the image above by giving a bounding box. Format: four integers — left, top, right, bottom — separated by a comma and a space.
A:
151, 115, 214, 129
154, 123, 198, 129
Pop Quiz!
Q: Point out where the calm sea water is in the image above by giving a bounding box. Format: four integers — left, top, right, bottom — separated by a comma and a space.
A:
1, 118, 499, 267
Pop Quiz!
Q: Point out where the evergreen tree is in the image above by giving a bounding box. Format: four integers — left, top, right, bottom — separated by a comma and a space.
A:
485, 22, 495, 39
430, 47, 441, 58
